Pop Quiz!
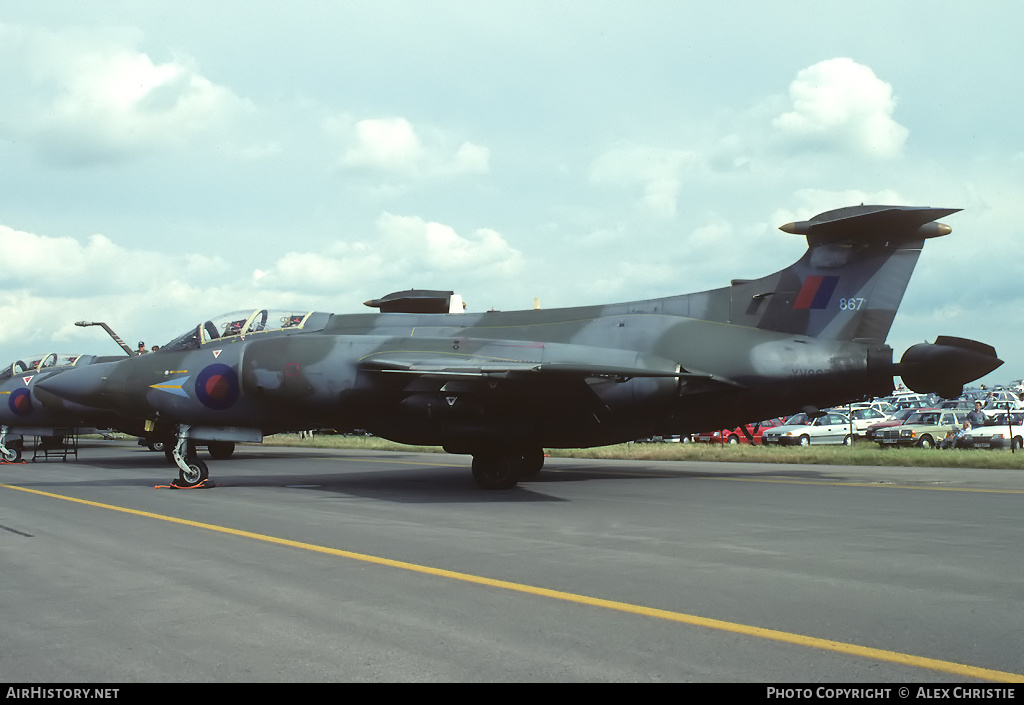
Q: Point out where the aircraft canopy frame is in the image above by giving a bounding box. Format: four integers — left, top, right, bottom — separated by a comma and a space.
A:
160, 309, 327, 353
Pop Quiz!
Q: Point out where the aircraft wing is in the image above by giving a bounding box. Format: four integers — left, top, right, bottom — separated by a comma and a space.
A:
360, 353, 737, 385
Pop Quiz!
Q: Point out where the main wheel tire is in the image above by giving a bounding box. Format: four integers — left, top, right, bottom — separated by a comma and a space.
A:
147, 440, 166, 452
178, 457, 209, 487
517, 448, 545, 478
471, 455, 520, 490
207, 441, 235, 460
2, 445, 21, 462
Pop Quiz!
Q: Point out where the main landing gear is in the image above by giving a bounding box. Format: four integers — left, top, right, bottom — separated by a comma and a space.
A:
470, 447, 545, 490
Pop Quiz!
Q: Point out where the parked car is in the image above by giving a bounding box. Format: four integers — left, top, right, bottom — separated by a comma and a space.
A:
863, 408, 917, 442
963, 412, 1024, 450
693, 418, 786, 445
874, 409, 969, 449
761, 412, 853, 446
842, 407, 890, 438
881, 398, 929, 414
936, 399, 976, 411
979, 391, 1024, 418
886, 392, 933, 406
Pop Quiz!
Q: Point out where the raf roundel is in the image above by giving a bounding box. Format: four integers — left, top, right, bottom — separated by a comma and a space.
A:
9, 388, 33, 417
194, 364, 240, 410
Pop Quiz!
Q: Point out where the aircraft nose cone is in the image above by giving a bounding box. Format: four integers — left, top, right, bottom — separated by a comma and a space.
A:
35, 362, 119, 407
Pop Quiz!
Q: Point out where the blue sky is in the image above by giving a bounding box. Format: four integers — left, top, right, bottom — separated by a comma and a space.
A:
2, 2, 1022, 386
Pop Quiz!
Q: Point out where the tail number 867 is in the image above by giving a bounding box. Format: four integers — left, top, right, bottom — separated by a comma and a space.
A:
839, 298, 866, 310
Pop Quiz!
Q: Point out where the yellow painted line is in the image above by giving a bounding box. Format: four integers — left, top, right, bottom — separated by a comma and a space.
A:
2, 482, 1022, 682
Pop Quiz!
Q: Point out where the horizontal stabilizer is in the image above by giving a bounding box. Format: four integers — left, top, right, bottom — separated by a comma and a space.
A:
780, 205, 960, 247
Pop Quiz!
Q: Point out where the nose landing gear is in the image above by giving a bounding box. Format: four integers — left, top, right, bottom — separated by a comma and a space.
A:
169, 425, 211, 488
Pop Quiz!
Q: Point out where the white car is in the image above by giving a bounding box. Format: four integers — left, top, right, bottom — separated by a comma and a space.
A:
761, 412, 853, 446
840, 407, 890, 438
979, 391, 1024, 419
964, 412, 1024, 450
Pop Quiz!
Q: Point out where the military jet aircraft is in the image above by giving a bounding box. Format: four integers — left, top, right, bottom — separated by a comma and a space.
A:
1, 349, 246, 463
0, 352, 131, 461
38, 205, 1002, 489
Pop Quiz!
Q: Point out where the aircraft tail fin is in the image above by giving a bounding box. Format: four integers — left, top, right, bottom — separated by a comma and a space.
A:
725, 205, 959, 344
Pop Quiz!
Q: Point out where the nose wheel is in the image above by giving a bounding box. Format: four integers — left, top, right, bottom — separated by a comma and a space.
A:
0, 427, 23, 463
178, 456, 209, 487
169, 425, 212, 488
1, 442, 23, 463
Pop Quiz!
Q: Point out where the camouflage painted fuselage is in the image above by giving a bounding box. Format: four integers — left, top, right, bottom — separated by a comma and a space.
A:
37, 205, 1002, 456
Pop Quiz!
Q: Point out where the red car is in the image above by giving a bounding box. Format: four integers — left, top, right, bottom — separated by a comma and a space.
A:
863, 408, 916, 442
693, 418, 786, 445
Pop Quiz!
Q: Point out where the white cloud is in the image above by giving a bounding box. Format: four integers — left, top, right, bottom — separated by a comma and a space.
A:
586, 59, 908, 219
590, 144, 697, 218
0, 225, 226, 296
452, 142, 490, 174
0, 223, 243, 352
0, 24, 251, 165
581, 261, 675, 300
377, 213, 523, 274
0, 213, 524, 357
326, 115, 490, 179
253, 212, 524, 296
686, 220, 734, 249
771, 188, 906, 227
772, 58, 908, 160
252, 242, 390, 295
342, 117, 424, 172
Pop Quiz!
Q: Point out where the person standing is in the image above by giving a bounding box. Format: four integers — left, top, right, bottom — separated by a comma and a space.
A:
967, 401, 987, 427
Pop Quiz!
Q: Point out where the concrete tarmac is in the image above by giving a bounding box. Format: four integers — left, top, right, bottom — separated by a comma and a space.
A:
2, 441, 1023, 683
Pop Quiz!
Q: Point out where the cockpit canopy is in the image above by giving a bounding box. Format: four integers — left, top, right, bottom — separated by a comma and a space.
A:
160, 309, 330, 353
2, 353, 83, 381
